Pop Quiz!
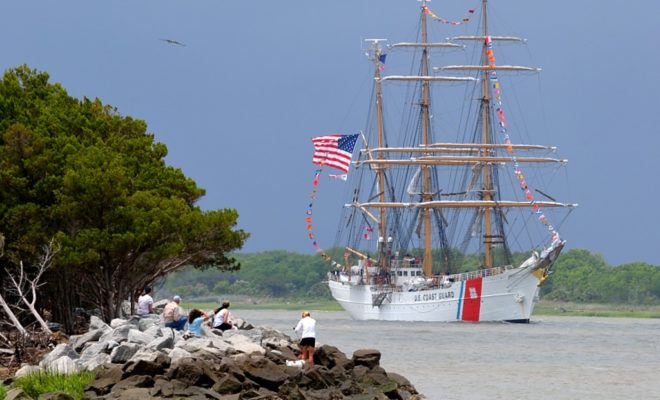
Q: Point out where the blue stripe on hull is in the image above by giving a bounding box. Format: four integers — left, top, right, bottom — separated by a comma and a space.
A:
456, 280, 465, 320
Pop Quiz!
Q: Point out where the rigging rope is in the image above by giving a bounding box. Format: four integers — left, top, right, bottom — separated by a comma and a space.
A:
485, 36, 560, 243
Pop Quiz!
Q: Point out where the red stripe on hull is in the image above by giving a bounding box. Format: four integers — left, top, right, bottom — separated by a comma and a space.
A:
461, 277, 483, 321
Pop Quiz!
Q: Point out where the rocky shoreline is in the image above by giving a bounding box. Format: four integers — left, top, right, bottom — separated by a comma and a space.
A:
3, 315, 424, 399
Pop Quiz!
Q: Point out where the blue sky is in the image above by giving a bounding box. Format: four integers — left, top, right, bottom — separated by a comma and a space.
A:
2, 1, 659, 266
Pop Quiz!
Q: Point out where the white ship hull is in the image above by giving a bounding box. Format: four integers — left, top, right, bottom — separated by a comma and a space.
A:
329, 241, 563, 322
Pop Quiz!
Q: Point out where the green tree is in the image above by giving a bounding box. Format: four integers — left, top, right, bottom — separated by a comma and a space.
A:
0, 66, 249, 324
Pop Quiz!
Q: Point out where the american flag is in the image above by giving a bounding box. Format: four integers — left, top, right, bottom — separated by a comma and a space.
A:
311, 134, 359, 173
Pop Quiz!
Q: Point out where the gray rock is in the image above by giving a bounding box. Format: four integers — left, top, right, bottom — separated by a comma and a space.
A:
137, 316, 160, 332
110, 343, 140, 363
69, 328, 106, 352
127, 328, 153, 345
160, 327, 183, 339
106, 339, 120, 351
4, 388, 30, 400
142, 325, 162, 339
39, 344, 79, 368
14, 364, 43, 378
110, 318, 129, 329
120, 300, 131, 318
79, 341, 109, 363
99, 323, 132, 343
153, 298, 169, 313
78, 353, 111, 371
223, 333, 266, 355
167, 347, 193, 363
147, 335, 174, 352
89, 315, 109, 331
46, 356, 80, 374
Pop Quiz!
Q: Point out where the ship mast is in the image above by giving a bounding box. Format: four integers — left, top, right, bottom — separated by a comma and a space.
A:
480, 0, 495, 268
420, 0, 433, 277
371, 39, 388, 266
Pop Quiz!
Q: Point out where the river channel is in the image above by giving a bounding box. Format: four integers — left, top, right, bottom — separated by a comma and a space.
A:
236, 310, 660, 399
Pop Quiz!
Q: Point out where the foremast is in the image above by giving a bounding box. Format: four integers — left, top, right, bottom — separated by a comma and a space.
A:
368, 39, 388, 271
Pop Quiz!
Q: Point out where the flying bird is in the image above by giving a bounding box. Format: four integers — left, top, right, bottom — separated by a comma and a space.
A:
159, 38, 185, 47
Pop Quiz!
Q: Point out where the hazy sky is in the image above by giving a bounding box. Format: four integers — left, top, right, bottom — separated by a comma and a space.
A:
2, 1, 659, 266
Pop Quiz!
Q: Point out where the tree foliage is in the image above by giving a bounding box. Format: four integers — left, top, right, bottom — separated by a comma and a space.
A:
0, 66, 249, 325
162, 250, 332, 300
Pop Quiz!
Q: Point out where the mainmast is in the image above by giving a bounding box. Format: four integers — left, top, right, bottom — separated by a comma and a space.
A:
420, 0, 433, 277
480, 0, 495, 268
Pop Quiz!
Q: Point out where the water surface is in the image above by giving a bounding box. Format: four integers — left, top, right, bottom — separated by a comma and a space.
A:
237, 310, 660, 399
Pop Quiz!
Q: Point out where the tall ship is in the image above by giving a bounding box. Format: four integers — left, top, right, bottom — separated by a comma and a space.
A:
322, 0, 577, 322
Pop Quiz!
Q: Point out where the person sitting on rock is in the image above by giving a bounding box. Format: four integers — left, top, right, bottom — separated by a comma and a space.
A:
187, 309, 210, 337
163, 295, 187, 331
136, 286, 154, 316
294, 311, 317, 367
212, 300, 236, 332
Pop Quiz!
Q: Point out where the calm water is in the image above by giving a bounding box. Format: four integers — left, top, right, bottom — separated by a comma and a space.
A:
236, 310, 660, 400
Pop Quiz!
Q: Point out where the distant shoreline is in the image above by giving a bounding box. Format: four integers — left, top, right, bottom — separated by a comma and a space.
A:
181, 299, 660, 319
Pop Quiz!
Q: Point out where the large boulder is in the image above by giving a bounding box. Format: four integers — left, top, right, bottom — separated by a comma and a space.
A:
123, 350, 170, 377
46, 356, 80, 374
110, 318, 130, 329
39, 344, 79, 369
352, 348, 382, 369
110, 342, 140, 363
89, 315, 109, 331
241, 357, 288, 392
147, 335, 174, 352
223, 333, 266, 355
69, 329, 106, 352
127, 328, 153, 345
315, 344, 352, 370
77, 353, 110, 371
166, 358, 216, 387
99, 323, 132, 343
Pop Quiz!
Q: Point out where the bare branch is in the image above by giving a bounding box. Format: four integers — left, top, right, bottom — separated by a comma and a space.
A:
4, 238, 60, 334
0, 293, 27, 336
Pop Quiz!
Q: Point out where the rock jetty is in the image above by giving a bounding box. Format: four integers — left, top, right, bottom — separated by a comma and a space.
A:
6, 315, 424, 399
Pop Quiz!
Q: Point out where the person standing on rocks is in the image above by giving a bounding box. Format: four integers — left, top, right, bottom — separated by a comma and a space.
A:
163, 295, 187, 331
294, 311, 316, 367
136, 286, 154, 316
212, 300, 235, 332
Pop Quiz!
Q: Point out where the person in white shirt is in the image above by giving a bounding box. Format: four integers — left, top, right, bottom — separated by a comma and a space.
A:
212, 300, 237, 331
137, 287, 154, 316
294, 311, 317, 367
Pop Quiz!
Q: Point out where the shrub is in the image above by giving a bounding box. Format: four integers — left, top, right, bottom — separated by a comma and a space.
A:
12, 371, 95, 400
0, 383, 6, 400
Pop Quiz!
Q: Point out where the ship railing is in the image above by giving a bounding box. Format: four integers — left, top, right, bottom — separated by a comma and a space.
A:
439, 265, 514, 283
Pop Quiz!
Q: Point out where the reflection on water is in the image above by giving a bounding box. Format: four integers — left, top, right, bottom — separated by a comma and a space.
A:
237, 309, 660, 400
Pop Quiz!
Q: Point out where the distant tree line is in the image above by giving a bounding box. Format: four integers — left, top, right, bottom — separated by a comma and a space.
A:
161, 248, 660, 305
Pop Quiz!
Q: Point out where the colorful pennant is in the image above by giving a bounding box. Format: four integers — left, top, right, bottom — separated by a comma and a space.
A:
485, 36, 560, 243
422, 5, 475, 26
